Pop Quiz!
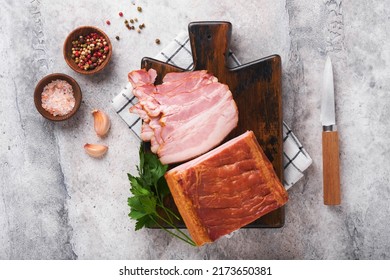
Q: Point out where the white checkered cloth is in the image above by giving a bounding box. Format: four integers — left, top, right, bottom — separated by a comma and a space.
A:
112, 32, 312, 190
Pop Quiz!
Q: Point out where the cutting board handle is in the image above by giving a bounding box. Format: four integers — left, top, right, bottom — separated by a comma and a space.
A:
188, 21, 232, 76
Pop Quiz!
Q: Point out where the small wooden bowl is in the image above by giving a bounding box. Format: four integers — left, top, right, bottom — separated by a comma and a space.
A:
34, 73, 82, 121
63, 26, 112, 75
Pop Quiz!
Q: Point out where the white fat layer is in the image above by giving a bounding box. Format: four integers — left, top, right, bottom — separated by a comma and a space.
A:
167, 131, 252, 172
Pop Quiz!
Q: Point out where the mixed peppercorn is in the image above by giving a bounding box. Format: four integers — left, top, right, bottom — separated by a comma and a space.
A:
105, 5, 160, 44
71, 33, 109, 71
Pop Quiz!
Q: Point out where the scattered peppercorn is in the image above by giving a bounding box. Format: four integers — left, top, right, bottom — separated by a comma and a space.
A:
70, 33, 109, 71
134, 18, 138, 22
139, 23, 145, 29
130, 19, 134, 24
106, 20, 111, 25
124, 20, 128, 24
116, 35, 120, 40
137, 7, 142, 12
119, 12, 123, 17
137, 29, 141, 33
155, 38, 161, 44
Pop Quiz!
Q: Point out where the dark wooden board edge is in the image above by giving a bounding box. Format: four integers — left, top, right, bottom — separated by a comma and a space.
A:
139, 21, 284, 229
142, 56, 284, 229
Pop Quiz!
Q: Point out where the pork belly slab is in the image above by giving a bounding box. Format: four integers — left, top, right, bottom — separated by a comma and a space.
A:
164, 131, 288, 246
128, 69, 238, 164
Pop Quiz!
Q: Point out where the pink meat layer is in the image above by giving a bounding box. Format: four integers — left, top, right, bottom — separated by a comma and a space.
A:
128, 68, 239, 164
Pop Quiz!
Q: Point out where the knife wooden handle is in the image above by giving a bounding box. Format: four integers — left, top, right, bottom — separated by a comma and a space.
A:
322, 131, 341, 205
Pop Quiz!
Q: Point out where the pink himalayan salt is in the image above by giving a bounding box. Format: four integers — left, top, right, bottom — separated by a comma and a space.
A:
41, 79, 75, 116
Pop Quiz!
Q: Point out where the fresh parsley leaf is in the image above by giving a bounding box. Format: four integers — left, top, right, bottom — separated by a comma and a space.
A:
143, 152, 168, 186
127, 196, 143, 211
139, 145, 145, 173
134, 215, 155, 231
134, 149, 168, 197
128, 174, 151, 196
138, 196, 157, 214
128, 196, 156, 215
128, 145, 196, 246
129, 209, 147, 220
157, 176, 170, 199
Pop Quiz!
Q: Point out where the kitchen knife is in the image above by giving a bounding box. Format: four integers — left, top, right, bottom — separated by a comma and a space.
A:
321, 56, 341, 205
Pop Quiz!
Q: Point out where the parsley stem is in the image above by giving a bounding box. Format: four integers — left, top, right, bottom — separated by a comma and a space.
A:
154, 183, 174, 224
155, 213, 196, 245
162, 206, 181, 221
130, 146, 195, 246
150, 216, 196, 246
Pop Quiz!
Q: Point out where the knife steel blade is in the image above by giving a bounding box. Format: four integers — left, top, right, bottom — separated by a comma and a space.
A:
321, 56, 341, 205
321, 56, 336, 130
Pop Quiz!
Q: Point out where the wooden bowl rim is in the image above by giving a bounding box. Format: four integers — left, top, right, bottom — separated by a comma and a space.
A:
63, 26, 112, 75
34, 73, 82, 121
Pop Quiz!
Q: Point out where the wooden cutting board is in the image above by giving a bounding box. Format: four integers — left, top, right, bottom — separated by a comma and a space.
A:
141, 21, 284, 228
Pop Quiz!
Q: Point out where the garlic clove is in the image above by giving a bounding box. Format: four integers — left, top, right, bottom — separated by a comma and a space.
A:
92, 109, 111, 137
84, 143, 108, 158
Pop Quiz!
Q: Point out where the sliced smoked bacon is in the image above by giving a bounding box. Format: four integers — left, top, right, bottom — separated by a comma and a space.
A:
164, 131, 288, 246
128, 69, 239, 164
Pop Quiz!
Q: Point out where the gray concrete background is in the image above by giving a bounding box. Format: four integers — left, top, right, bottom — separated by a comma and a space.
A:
1, 0, 389, 259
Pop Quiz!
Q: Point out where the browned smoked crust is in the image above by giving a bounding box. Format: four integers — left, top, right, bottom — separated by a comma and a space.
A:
165, 131, 288, 246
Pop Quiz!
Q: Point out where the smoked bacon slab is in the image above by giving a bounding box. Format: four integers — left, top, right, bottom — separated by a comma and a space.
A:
164, 131, 288, 246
